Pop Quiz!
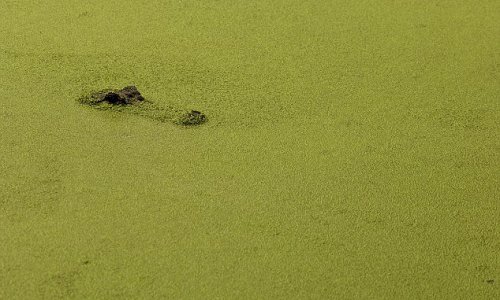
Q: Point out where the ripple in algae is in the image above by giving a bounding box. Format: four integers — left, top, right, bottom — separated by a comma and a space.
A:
78, 86, 207, 126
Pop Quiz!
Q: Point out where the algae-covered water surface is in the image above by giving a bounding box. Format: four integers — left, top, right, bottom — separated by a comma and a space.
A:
1, 0, 499, 299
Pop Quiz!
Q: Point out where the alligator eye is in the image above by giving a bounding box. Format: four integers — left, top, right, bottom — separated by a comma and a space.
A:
103, 92, 123, 104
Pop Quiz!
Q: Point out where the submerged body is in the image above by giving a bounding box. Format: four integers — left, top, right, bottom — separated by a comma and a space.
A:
79, 85, 207, 126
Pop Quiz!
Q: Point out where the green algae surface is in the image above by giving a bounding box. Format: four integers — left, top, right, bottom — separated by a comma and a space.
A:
1, 0, 499, 299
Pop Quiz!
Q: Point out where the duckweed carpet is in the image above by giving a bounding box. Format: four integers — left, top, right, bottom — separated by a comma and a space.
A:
0, 0, 499, 299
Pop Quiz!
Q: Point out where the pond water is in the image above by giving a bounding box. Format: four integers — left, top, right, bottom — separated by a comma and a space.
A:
0, 0, 498, 298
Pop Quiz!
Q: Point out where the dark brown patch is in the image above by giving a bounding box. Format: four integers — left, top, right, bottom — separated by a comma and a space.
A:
92, 85, 145, 105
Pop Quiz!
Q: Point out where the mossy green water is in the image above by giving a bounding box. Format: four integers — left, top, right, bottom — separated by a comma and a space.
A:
1, 0, 499, 299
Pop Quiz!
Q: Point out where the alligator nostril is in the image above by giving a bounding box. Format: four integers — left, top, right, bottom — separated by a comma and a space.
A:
178, 110, 207, 126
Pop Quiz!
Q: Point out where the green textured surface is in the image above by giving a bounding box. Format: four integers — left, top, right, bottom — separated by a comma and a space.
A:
1, 0, 499, 299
